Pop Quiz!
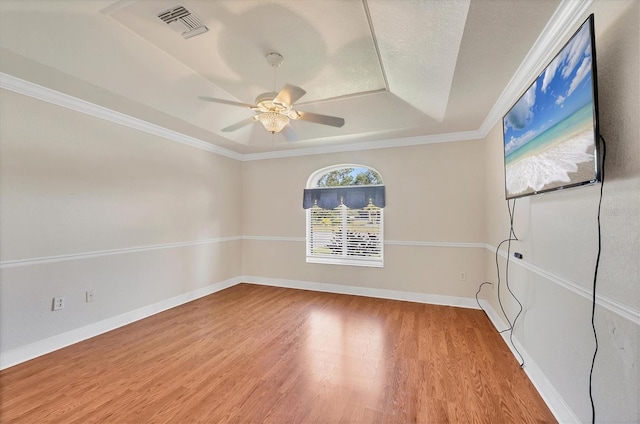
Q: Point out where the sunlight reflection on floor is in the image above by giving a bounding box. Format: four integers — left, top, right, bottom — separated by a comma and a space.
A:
305, 308, 386, 403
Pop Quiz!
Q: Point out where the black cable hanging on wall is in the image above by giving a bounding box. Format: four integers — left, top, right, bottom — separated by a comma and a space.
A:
500, 199, 525, 366
590, 135, 606, 424
476, 199, 525, 367
477, 137, 608, 420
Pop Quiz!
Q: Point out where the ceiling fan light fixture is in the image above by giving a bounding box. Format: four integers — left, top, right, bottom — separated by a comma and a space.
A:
257, 112, 289, 133
199, 53, 344, 137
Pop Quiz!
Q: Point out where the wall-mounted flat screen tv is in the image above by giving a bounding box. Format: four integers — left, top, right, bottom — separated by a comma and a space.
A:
503, 14, 600, 200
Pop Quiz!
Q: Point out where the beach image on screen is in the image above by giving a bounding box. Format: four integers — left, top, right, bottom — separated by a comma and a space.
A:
503, 20, 596, 198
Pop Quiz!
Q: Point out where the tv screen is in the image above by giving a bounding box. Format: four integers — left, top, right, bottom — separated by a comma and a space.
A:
503, 14, 600, 199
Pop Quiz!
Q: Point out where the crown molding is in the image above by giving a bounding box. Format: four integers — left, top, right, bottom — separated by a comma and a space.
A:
242, 0, 593, 160
0, 71, 482, 160
0, 73, 243, 161
478, 0, 593, 137
240, 129, 483, 161
0, 0, 591, 162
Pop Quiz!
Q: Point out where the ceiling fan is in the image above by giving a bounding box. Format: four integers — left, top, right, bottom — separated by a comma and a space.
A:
199, 53, 345, 141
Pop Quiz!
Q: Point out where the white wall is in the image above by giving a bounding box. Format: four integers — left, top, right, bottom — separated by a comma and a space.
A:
0, 89, 242, 365
241, 141, 487, 297
0, 0, 637, 421
482, 2, 639, 422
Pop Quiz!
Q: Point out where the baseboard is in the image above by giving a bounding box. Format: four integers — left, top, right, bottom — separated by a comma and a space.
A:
0, 276, 479, 370
0, 276, 478, 370
244, 276, 577, 422
240, 275, 481, 309
478, 299, 580, 423
0, 276, 242, 370
1, 274, 576, 424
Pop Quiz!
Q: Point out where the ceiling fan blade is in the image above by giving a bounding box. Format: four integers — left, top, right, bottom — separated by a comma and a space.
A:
199, 96, 254, 109
273, 84, 306, 107
296, 111, 345, 128
281, 124, 299, 142
221, 116, 258, 132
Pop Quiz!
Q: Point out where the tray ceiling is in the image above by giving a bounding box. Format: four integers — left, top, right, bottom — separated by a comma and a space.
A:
0, 0, 567, 156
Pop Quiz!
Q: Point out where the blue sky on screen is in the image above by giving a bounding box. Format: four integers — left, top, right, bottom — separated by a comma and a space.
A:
503, 21, 594, 155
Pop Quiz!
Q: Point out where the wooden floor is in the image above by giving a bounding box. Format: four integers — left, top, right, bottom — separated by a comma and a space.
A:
0, 283, 556, 423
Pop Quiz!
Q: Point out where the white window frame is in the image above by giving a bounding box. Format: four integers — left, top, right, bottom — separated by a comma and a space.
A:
305, 164, 384, 268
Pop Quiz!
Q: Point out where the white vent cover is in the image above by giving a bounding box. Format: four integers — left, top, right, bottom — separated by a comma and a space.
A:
157, 5, 208, 39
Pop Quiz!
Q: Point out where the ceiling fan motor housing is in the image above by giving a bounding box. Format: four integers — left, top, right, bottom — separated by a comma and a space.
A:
255, 92, 279, 107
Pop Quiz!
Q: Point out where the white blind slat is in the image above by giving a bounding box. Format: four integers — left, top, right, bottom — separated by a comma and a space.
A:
308, 204, 383, 264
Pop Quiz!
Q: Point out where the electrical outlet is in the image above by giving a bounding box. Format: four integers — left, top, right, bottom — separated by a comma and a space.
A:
459, 272, 466, 281
86, 290, 95, 303
52, 297, 65, 311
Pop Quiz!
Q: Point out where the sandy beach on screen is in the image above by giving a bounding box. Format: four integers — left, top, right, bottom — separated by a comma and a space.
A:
506, 129, 595, 196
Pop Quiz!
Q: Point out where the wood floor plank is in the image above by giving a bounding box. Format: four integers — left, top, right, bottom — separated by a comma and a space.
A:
0, 283, 556, 423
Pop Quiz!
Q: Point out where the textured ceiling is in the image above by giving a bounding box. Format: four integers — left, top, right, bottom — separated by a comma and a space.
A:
0, 0, 565, 156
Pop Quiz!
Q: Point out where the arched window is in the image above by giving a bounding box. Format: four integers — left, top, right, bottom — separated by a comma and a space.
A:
303, 165, 385, 267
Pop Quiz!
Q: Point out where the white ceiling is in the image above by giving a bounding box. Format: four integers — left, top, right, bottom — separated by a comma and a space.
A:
0, 0, 586, 158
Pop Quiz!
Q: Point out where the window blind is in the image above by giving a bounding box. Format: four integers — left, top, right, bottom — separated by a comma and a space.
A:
307, 203, 383, 267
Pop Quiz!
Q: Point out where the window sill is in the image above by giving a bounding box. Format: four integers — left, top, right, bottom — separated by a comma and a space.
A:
306, 256, 383, 268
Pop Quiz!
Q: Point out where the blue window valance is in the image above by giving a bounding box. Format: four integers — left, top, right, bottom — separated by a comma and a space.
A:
303, 186, 385, 210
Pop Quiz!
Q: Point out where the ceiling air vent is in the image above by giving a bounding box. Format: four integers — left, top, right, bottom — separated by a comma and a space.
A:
157, 5, 208, 39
